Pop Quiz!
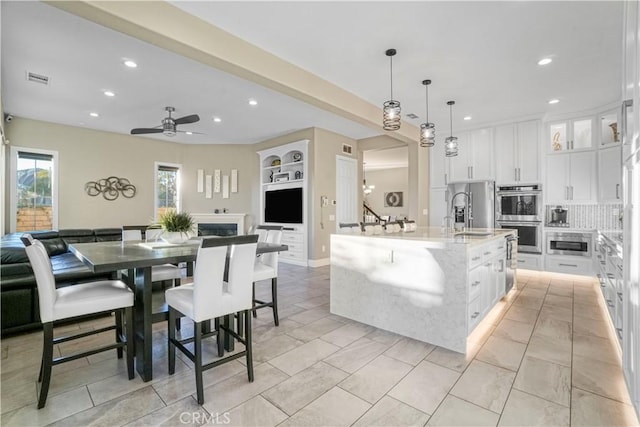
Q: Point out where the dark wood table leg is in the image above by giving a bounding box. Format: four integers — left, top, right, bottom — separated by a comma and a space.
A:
224, 314, 235, 351
134, 267, 153, 381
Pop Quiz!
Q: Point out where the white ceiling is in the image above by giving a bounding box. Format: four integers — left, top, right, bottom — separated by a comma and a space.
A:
2, 1, 624, 152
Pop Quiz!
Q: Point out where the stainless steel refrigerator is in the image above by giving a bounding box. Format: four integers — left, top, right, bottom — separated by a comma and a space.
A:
446, 180, 495, 229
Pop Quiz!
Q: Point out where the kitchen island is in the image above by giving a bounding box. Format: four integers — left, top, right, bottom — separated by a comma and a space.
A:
330, 227, 516, 354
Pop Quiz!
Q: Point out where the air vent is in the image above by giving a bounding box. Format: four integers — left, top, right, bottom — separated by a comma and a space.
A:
26, 71, 49, 85
406, 113, 419, 119
342, 143, 353, 155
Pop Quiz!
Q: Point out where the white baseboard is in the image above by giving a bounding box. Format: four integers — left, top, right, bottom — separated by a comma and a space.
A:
308, 258, 330, 267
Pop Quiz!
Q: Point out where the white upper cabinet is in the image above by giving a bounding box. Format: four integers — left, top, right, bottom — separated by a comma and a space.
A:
600, 110, 621, 147
545, 151, 597, 203
548, 117, 594, 152
494, 120, 540, 184
599, 145, 623, 202
448, 129, 494, 182
429, 133, 449, 188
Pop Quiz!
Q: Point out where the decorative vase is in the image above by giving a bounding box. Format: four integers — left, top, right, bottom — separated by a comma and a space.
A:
161, 231, 190, 244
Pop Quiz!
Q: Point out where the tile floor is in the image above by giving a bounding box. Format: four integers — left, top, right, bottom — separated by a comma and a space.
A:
1, 265, 639, 426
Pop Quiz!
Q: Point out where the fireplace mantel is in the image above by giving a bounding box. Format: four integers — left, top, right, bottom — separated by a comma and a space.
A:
191, 213, 246, 235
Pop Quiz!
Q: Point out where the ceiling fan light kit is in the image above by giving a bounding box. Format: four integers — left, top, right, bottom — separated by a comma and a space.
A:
382, 48, 401, 131
131, 106, 200, 137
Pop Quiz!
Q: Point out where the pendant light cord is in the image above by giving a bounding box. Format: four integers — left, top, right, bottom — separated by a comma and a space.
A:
449, 103, 453, 137
425, 84, 429, 122
389, 55, 394, 101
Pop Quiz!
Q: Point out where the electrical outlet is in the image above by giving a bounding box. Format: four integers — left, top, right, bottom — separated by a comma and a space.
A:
322, 245, 326, 252
329, 214, 335, 221
423, 208, 428, 215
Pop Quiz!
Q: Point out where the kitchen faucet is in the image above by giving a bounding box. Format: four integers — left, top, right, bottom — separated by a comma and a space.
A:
449, 191, 472, 231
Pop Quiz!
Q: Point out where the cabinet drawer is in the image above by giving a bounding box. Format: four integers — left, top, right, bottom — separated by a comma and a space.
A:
281, 250, 304, 261
468, 267, 483, 302
283, 242, 303, 253
545, 256, 593, 276
282, 232, 303, 243
468, 247, 484, 269
468, 297, 483, 333
517, 254, 541, 270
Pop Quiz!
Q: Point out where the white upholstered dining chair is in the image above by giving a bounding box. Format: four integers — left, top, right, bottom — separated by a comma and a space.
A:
252, 225, 283, 326
22, 234, 134, 409
121, 228, 183, 288
165, 234, 258, 405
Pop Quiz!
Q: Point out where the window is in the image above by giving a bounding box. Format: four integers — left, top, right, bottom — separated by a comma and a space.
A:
155, 162, 182, 220
10, 147, 59, 232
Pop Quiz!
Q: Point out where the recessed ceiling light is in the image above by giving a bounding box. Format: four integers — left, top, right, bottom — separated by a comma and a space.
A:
186, 131, 193, 135
463, 116, 472, 121
123, 60, 137, 68
213, 117, 222, 123
103, 90, 115, 97
548, 99, 560, 104
89, 112, 99, 117
538, 58, 553, 66
248, 99, 258, 106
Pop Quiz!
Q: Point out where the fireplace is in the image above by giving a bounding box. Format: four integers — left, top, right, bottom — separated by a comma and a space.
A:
198, 223, 237, 237
191, 213, 246, 236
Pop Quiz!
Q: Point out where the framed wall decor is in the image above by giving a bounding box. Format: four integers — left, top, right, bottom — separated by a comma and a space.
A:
205, 175, 212, 198
222, 175, 229, 199
384, 192, 403, 207
197, 169, 204, 193
231, 169, 238, 193
214, 169, 221, 193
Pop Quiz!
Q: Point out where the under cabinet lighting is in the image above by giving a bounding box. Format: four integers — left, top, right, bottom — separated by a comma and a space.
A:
186, 131, 193, 135
248, 99, 258, 106
548, 99, 560, 104
103, 91, 115, 97
213, 117, 222, 123
538, 58, 553, 66
463, 116, 472, 121
89, 112, 99, 117
124, 60, 137, 68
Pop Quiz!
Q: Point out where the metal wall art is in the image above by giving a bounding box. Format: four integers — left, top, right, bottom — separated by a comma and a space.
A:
85, 176, 136, 200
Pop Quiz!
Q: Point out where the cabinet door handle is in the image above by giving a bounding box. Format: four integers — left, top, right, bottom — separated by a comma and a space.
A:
484, 251, 492, 256
472, 256, 481, 261
616, 184, 620, 199
514, 168, 518, 181
472, 281, 480, 287
606, 299, 614, 308
444, 173, 448, 185
559, 263, 578, 267
616, 328, 623, 340
617, 292, 623, 302
566, 186, 569, 200
570, 186, 574, 200
471, 311, 480, 319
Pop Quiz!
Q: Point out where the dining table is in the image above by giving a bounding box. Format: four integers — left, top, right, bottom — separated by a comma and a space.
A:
68, 238, 288, 382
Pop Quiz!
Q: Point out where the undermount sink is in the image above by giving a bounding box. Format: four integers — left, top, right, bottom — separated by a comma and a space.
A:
454, 231, 493, 237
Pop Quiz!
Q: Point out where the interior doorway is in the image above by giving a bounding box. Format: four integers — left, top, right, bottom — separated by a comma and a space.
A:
362, 146, 409, 222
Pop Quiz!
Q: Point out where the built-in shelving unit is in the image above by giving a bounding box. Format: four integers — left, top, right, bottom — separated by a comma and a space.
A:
257, 139, 309, 266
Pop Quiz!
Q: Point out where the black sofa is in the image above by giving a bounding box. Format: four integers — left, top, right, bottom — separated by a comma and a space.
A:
1, 228, 123, 335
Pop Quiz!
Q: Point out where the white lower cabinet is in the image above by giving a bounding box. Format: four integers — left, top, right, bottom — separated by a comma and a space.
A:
516, 253, 541, 271
545, 256, 594, 276
280, 227, 306, 264
468, 240, 507, 334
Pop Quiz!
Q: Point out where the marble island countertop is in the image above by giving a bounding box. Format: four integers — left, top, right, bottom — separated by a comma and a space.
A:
336, 226, 515, 246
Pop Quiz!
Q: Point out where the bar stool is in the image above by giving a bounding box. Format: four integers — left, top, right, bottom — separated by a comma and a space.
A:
21, 234, 134, 409
252, 225, 283, 326
166, 235, 258, 405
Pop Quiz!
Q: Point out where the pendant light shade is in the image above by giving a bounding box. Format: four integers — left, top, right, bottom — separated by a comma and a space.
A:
420, 79, 435, 147
362, 163, 375, 195
382, 49, 401, 131
445, 100, 459, 157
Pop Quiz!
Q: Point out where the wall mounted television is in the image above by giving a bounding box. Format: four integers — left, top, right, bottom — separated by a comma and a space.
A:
265, 187, 303, 224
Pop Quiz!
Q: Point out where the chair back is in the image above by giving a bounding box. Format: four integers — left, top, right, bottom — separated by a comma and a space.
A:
192, 235, 258, 320
145, 228, 163, 242
255, 225, 283, 243
21, 234, 57, 323
255, 226, 283, 274
122, 229, 142, 241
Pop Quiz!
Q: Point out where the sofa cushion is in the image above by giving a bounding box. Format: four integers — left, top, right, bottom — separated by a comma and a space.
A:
94, 228, 122, 242
59, 229, 95, 244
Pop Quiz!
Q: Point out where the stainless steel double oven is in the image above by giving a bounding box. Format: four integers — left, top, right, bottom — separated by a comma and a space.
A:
495, 184, 543, 254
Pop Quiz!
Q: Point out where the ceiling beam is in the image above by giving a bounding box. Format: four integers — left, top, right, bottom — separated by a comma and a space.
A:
47, 1, 419, 145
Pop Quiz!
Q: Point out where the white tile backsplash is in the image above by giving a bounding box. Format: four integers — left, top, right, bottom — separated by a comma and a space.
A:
547, 204, 622, 230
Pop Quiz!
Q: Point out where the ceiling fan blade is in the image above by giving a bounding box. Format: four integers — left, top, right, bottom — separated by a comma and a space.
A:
131, 128, 164, 135
173, 114, 200, 125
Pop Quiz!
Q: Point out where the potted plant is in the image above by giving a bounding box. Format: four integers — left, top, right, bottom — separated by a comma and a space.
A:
156, 211, 194, 244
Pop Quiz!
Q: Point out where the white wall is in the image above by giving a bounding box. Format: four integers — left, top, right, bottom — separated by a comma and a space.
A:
364, 167, 408, 219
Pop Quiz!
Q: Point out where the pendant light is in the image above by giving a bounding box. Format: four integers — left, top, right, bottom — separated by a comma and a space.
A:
445, 100, 459, 157
420, 79, 435, 147
382, 49, 401, 131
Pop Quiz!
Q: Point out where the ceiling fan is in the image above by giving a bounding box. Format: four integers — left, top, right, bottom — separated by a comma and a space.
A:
131, 106, 200, 137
